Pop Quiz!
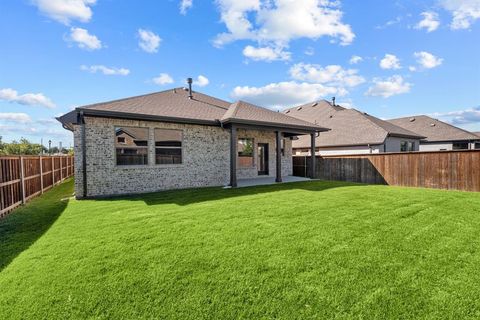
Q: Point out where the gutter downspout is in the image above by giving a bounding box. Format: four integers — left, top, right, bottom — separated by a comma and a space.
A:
78, 111, 87, 198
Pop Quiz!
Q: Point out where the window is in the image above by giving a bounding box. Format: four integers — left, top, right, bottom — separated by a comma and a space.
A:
475, 143, 480, 150
238, 138, 254, 167
115, 127, 149, 165
453, 142, 469, 150
408, 141, 415, 151
400, 141, 415, 152
155, 129, 182, 164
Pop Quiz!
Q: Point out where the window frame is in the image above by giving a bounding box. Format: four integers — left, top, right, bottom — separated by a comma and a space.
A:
154, 128, 184, 166
452, 142, 469, 150
114, 126, 150, 167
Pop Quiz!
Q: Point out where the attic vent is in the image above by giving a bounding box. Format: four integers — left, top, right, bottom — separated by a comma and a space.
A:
285, 110, 290, 114
329, 115, 333, 118
409, 117, 416, 122
430, 123, 436, 127
297, 107, 303, 111
311, 102, 318, 107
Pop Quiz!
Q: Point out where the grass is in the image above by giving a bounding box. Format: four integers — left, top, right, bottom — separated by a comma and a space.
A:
1, 179, 480, 319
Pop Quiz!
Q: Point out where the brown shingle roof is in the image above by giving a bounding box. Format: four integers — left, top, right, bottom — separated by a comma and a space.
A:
58, 88, 326, 132
388, 115, 480, 142
284, 100, 423, 148
221, 101, 328, 132
78, 88, 230, 123
474, 132, 480, 138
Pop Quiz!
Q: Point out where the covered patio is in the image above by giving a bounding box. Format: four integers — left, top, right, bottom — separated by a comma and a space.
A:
220, 101, 329, 187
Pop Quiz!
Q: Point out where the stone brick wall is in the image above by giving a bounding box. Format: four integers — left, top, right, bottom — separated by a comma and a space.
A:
74, 116, 294, 198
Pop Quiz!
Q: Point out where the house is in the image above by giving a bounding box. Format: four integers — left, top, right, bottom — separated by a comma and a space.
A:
283, 100, 424, 156
57, 82, 327, 198
388, 116, 480, 151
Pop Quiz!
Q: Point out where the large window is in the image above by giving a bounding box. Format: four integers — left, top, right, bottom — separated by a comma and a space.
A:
115, 127, 149, 165
155, 129, 183, 164
238, 138, 254, 167
453, 142, 469, 150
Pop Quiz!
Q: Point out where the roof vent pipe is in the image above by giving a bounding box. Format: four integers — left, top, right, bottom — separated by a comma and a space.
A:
332, 97, 336, 106
187, 77, 193, 99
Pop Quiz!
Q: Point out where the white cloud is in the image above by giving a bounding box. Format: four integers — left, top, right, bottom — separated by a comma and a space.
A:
380, 54, 401, 70
289, 63, 365, 88
242, 45, 291, 61
0, 113, 32, 124
32, 0, 96, 25
349, 55, 363, 64
193, 75, 209, 87
152, 73, 174, 85
138, 29, 161, 53
214, 0, 355, 52
68, 27, 102, 50
0, 88, 56, 108
440, 0, 480, 29
415, 11, 440, 32
231, 81, 346, 109
432, 106, 480, 124
180, 0, 193, 14
80, 65, 130, 76
414, 51, 443, 69
409, 66, 417, 72
365, 75, 412, 98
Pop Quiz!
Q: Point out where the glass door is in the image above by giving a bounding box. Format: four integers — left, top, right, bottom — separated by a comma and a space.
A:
257, 143, 269, 175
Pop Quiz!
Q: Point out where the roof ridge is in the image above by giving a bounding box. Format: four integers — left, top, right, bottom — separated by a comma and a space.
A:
348, 109, 389, 136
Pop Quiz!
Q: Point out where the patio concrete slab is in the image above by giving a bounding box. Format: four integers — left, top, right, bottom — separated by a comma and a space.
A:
233, 176, 311, 188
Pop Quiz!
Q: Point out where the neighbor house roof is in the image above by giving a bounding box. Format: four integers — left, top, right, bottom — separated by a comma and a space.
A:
388, 115, 480, 142
283, 100, 424, 148
57, 88, 327, 133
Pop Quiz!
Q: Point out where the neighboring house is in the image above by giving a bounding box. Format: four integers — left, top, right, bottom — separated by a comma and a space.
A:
283, 100, 424, 156
388, 116, 480, 151
58, 84, 327, 198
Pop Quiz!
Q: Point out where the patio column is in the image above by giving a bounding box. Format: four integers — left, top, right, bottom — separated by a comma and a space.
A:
276, 131, 282, 183
230, 125, 237, 187
310, 133, 316, 179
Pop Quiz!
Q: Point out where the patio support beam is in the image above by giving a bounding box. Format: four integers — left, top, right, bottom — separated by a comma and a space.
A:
310, 133, 316, 179
230, 125, 237, 187
276, 131, 282, 183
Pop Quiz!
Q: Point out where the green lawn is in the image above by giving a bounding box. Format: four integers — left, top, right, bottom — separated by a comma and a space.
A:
1, 179, 480, 319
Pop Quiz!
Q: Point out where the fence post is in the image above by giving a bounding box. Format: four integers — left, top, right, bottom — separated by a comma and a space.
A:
20, 156, 26, 204
60, 156, 63, 181
39, 156, 44, 194
52, 156, 55, 185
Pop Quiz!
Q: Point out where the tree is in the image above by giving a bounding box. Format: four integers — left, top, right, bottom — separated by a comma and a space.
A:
0, 138, 44, 155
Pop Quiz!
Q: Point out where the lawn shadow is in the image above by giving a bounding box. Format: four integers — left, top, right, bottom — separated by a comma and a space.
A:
92, 179, 370, 207
0, 181, 71, 272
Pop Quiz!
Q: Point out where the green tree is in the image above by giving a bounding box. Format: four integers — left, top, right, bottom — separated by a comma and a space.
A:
1, 138, 44, 155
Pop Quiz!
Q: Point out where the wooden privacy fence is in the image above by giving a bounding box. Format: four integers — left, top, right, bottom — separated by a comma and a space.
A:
0, 155, 74, 218
293, 150, 480, 192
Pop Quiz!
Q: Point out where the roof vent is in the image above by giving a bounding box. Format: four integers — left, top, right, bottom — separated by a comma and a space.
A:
311, 102, 318, 107
430, 123, 436, 127
332, 97, 336, 106
409, 117, 416, 122
285, 110, 290, 114
187, 77, 193, 99
329, 115, 333, 118
297, 106, 303, 111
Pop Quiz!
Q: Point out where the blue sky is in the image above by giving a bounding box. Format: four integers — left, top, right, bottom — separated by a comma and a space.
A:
1, 0, 479, 147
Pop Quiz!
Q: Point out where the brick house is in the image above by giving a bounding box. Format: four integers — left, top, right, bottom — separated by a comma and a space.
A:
58, 83, 327, 198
